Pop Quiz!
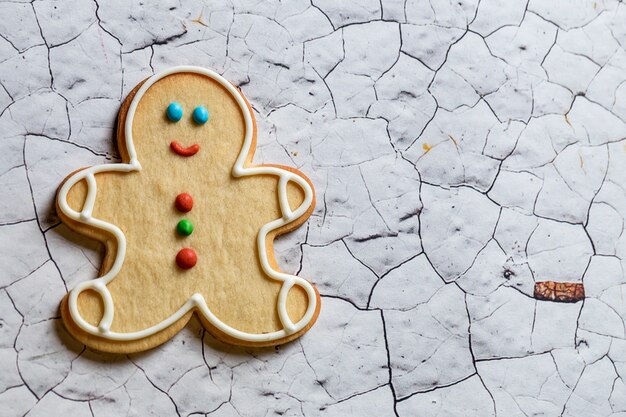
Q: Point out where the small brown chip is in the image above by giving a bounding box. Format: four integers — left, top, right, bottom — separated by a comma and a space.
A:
534, 281, 585, 303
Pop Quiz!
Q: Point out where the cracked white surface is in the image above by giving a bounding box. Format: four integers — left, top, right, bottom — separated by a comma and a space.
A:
1, 1, 626, 416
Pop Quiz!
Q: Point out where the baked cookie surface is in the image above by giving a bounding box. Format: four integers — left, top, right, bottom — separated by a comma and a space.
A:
57, 67, 320, 353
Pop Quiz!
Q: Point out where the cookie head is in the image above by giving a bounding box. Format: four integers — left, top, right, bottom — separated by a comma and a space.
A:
129, 72, 250, 175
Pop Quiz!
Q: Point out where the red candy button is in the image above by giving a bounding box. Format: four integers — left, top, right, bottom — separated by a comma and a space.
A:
175, 193, 193, 213
176, 248, 197, 269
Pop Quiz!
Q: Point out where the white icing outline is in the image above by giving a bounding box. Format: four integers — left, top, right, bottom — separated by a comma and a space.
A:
57, 66, 317, 343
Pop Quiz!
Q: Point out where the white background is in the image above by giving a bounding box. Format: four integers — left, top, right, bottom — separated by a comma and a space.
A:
1, 0, 626, 416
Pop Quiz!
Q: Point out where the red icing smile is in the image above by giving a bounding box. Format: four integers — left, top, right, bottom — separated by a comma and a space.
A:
170, 141, 200, 157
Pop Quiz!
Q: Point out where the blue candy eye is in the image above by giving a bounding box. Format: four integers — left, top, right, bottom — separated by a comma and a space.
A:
192, 106, 209, 125
166, 102, 183, 122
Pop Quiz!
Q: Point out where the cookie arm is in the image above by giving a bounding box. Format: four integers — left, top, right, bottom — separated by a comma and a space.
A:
57, 168, 97, 221
80, 173, 97, 220
277, 170, 314, 223
58, 161, 140, 226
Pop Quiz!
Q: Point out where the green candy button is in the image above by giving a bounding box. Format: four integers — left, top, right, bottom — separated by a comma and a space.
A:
177, 219, 194, 236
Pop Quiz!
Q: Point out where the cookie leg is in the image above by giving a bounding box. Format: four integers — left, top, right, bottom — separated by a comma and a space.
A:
60, 288, 193, 353
70, 280, 202, 341
276, 276, 319, 334
67, 279, 117, 334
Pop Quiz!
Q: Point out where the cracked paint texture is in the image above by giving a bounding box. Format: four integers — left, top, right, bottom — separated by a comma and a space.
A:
1, 0, 625, 416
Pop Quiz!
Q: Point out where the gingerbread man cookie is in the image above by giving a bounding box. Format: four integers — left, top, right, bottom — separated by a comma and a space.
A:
56, 66, 320, 353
